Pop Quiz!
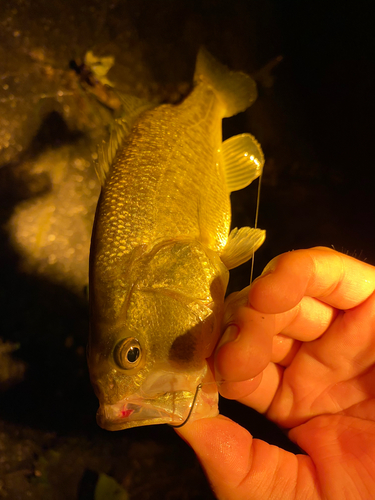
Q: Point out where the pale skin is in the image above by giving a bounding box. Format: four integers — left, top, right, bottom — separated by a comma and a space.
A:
176, 247, 375, 500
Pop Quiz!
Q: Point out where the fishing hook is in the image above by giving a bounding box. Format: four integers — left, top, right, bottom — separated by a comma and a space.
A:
169, 383, 202, 429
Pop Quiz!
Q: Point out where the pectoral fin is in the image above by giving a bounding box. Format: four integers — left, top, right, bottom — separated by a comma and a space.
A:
220, 227, 266, 270
221, 133, 264, 192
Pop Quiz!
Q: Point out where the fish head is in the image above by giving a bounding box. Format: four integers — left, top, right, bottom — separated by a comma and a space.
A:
88, 240, 229, 430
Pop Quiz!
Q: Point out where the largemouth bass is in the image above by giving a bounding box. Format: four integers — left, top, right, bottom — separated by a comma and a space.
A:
88, 48, 265, 430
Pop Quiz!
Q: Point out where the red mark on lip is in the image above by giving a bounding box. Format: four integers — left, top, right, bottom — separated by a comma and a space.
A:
120, 409, 134, 418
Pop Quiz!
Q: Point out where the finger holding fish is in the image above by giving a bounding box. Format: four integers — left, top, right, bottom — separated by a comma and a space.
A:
249, 246, 375, 313
219, 362, 283, 413
215, 247, 375, 421
215, 305, 274, 383
215, 289, 338, 387
214, 264, 345, 408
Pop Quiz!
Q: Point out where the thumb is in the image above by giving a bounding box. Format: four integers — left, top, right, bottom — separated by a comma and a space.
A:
177, 415, 253, 496
176, 415, 308, 500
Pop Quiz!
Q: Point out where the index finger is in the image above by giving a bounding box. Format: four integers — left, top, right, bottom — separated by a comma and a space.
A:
249, 247, 375, 314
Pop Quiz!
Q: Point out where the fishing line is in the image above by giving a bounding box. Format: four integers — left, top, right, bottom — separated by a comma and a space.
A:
250, 171, 263, 285
171, 173, 263, 429
169, 383, 202, 428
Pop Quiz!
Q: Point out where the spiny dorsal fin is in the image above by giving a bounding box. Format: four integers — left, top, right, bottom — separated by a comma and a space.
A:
220, 227, 265, 270
96, 119, 127, 184
220, 133, 264, 192
96, 93, 157, 185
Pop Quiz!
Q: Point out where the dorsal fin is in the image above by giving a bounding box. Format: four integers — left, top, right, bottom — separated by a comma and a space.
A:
96, 94, 157, 185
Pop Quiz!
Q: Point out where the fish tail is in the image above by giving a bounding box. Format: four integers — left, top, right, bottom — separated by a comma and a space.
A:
194, 47, 257, 118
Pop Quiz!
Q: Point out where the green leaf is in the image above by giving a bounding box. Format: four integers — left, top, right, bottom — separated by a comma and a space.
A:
94, 473, 129, 500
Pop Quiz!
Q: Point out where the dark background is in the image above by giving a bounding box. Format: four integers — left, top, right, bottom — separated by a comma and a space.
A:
0, 1, 374, 498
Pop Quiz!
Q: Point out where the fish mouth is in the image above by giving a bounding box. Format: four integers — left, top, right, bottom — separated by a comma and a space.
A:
96, 369, 219, 431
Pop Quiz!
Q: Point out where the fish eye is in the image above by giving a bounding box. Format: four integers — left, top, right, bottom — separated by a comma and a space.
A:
114, 337, 142, 370
126, 346, 139, 363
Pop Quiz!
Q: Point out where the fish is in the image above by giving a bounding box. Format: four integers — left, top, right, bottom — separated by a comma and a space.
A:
88, 48, 265, 431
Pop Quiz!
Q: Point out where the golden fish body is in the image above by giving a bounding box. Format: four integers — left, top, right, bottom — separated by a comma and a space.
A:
88, 49, 265, 430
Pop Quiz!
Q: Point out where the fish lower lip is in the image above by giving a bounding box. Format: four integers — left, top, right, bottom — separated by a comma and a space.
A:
97, 388, 218, 431
97, 401, 171, 430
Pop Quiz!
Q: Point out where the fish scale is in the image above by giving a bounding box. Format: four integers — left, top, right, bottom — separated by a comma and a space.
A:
96, 91, 228, 275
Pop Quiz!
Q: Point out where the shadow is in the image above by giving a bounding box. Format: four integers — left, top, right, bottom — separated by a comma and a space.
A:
0, 269, 98, 433
0, 111, 85, 214
28, 110, 84, 155
77, 469, 98, 500
0, 111, 95, 432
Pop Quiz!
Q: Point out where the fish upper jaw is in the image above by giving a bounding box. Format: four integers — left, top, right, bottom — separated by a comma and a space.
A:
96, 366, 218, 430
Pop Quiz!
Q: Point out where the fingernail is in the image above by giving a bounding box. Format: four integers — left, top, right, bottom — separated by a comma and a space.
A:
261, 267, 273, 275
259, 269, 273, 279
217, 324, 240, 350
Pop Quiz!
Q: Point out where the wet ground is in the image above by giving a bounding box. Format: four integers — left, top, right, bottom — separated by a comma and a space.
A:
0, 0, 374, 498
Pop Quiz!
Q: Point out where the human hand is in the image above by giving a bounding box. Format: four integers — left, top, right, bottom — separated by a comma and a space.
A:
176, 247, 375, 499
